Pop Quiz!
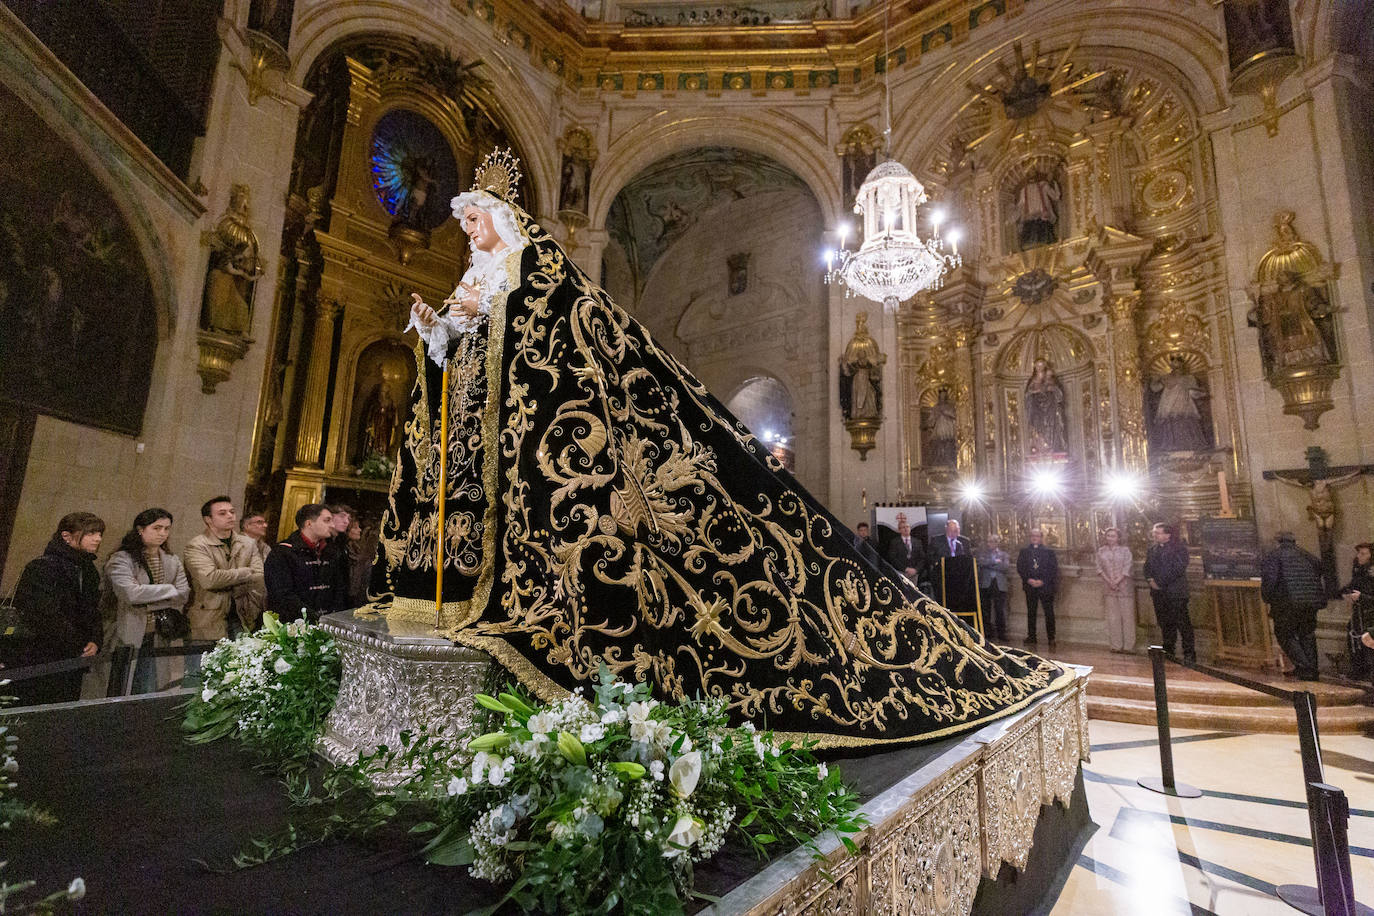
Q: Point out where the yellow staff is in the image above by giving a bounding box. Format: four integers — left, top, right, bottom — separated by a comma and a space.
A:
434, 354, 450, 629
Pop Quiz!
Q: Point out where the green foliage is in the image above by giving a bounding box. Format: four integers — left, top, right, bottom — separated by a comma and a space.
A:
181, 613, 341, 770
229, 665, 867, 915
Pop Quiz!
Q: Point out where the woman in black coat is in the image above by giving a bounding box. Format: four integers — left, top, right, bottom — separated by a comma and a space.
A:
6, 512, 105, 705
1341, 542, 1374, 681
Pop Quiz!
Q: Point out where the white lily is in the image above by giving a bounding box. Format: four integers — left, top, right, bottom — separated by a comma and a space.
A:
669, 750, 702, 799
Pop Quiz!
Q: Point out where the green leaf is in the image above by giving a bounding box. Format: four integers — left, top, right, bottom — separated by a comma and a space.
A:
426, 835, 476, 867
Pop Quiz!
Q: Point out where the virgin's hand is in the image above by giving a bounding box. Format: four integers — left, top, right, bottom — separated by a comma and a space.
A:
1362, 632, 1374, 650
444, 282, 481, 318
410, 293, 438, 330
81, 642, 98, 658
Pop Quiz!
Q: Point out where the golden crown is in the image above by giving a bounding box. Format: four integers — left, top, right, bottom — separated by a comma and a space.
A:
471, 147, 522, 203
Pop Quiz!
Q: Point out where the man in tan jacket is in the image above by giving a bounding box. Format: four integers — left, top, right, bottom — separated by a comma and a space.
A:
183, 496, 265, 642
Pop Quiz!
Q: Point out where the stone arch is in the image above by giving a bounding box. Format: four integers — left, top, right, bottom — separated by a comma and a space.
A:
589, 113, 841, 232
724, 374, 796, 443
289, 6, 560, 217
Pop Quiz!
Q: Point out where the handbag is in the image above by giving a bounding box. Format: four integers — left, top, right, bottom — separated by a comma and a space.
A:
153, 605, 191, 641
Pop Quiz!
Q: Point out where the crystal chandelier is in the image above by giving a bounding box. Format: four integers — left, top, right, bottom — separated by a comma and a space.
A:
826, 161, 961, 310
824, 0, 961, 311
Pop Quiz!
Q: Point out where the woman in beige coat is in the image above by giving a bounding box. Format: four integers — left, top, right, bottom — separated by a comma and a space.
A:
103, 508, 191, 692
1095, 527, 1136, 653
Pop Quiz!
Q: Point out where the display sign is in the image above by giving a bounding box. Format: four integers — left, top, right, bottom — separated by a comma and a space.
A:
1196, 516, 1263, 580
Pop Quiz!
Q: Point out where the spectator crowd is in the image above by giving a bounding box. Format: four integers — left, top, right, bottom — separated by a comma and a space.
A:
2, 497, 376, 706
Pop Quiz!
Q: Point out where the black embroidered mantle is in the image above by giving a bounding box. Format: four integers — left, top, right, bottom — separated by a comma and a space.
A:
373, 195, 1069, 749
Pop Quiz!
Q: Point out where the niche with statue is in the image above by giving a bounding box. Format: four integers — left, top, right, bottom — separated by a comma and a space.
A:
348, 340, 416, 479
999, 157, 1069, 254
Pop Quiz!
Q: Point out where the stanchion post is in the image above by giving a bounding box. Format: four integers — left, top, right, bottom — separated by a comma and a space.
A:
1137, 645, 1201, 797
1277, 694, 1373, 916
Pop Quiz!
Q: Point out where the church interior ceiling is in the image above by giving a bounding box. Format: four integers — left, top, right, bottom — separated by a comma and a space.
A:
605, 146, 809, 299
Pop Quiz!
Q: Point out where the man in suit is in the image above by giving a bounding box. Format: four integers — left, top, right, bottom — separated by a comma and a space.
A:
1017, 527, 1060, 648
930, 519, 971, 559
885, 519, 925, 584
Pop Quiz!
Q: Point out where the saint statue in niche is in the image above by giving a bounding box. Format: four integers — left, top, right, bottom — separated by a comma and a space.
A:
727, 252, 749, 296
201, 184, 264, 336
1015, 174, 1060, 250
922, 388, 958, 467
1148, 355, 1211, 453
1024, 357, 1068, 457
838, 312, 885, 422
355, 359, 406, 463
558, 154, 590, 216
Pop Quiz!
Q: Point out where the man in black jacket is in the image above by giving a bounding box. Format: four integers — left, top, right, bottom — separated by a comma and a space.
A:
1144, 522, 1194, 663
1017, 527, 1059, 648
1262, 531, 1327, 680
264, 504, 346, 623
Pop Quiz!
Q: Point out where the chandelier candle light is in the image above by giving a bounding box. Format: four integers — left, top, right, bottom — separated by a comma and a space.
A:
825, 0, 961, 309
826, 164, 962, 310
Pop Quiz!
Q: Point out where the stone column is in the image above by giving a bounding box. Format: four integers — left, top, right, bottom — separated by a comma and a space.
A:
1104, 293, 1148, 473
293, 296, 342, 467
1087, 233, 1153, 473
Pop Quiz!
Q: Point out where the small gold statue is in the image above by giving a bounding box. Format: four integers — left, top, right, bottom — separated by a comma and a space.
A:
201, 184, 264, 335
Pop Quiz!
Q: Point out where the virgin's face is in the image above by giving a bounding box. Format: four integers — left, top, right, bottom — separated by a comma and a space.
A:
1105, 529, 1119, 546
460, 205, 503, 253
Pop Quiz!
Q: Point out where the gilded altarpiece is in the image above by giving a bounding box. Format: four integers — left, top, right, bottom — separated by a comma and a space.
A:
893, 44, 1251, 569
247, 40, 531, 534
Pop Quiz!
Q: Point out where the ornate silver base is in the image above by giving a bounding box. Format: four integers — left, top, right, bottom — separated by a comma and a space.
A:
316, 610, 492, 788
715, 666, 1093, 916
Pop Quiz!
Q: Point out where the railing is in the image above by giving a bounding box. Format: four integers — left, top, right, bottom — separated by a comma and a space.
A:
1, 642, 218, 703
1139, 645, 1369, 916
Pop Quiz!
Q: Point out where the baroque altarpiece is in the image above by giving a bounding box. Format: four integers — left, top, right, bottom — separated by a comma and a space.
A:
244, 38, 533, 535
888, 42, 1263, 557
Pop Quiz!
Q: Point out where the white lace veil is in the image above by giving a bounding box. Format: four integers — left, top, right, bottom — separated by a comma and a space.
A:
450, 191, 527, 269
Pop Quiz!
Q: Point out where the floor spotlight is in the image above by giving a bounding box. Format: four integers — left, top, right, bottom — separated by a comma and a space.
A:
958, 480, 985, 504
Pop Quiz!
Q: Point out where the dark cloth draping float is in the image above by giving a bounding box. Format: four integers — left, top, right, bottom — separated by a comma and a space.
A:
371, 190, 1069, 749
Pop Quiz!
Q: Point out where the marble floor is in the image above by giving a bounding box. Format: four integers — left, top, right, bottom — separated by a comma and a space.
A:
1048, 719, 1374, 915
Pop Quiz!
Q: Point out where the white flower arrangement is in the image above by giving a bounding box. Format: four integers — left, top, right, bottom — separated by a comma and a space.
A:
182, 613, 340, 765
405, 665, 866, 915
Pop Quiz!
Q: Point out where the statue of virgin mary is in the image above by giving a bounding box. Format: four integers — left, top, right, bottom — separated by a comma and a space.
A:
371, 151, 1068, 749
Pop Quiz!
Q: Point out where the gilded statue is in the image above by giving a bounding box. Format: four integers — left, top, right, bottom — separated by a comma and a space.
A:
838, 312, 885, 422
1247, 210, 1336, 375
1246, 210, 1339, 428
1016, 174, 1060, 250
1024, 357, 1068, 457
201, 184, 264, 335
923, 388, 958, 467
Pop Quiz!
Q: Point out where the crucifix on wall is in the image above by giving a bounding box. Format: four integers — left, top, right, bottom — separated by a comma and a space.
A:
1262, 446, 1373, 594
